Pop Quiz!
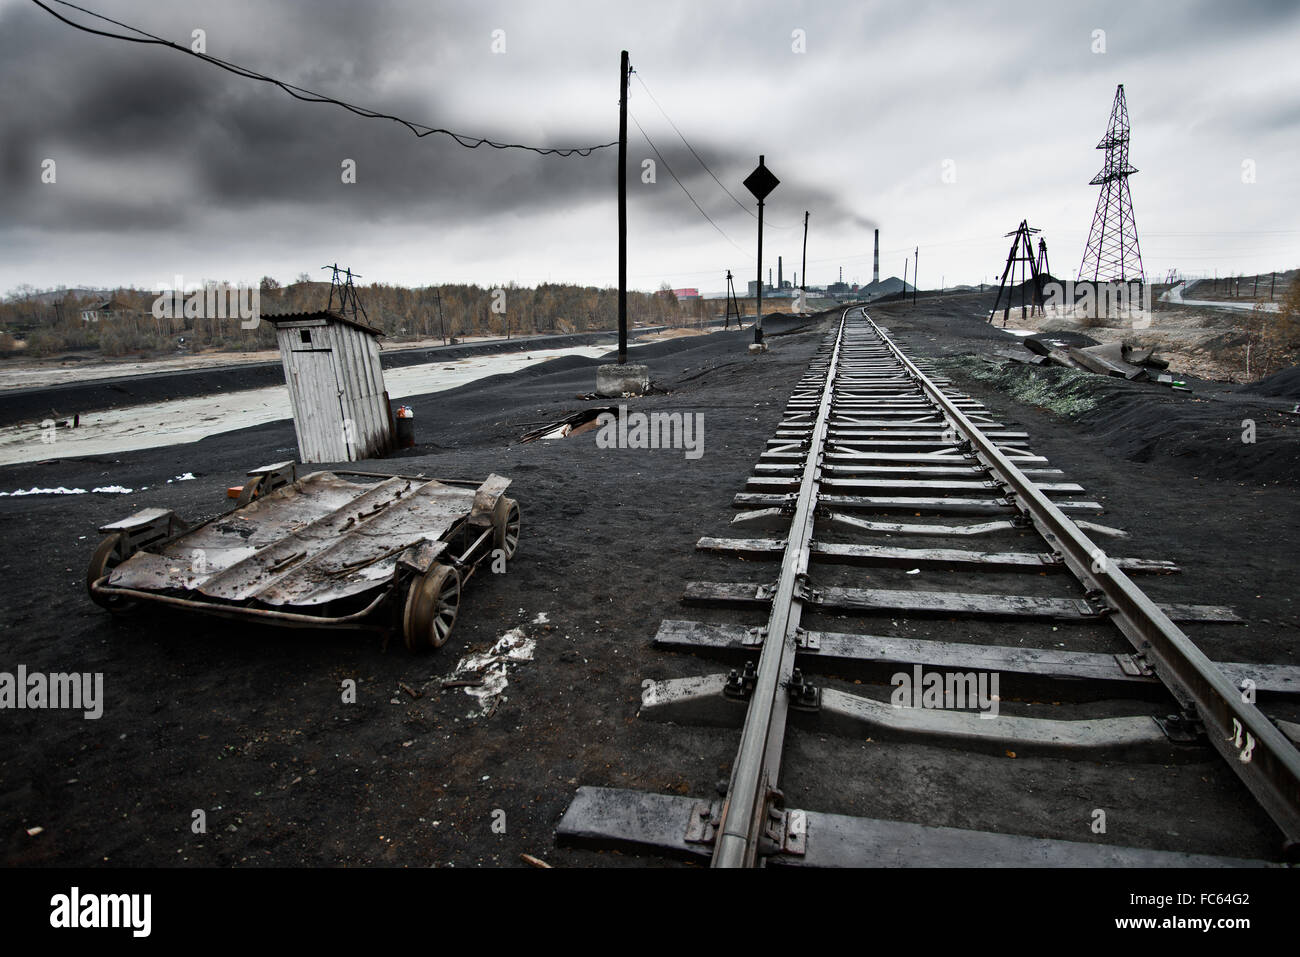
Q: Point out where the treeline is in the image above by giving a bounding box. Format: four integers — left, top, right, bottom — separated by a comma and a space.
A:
0, 279, 725, 358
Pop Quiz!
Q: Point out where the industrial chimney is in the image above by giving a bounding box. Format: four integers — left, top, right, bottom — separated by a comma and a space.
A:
873, 230, 880, 284
778, 256, 783, 289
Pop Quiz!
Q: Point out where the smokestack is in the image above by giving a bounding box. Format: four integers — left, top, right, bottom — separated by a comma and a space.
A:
769, 268, 773, 288
873, 229, 880, 284
778, 256, 783, 289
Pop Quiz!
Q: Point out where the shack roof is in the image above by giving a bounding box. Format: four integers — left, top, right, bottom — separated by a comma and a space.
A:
261, 309, 383, 337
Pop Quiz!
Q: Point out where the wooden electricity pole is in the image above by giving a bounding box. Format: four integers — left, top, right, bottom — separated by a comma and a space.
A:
618, 50, 629, 364
913, 246, 919, 307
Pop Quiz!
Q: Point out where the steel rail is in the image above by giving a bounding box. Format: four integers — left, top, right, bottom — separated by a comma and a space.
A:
864, 309, 1300, 855
711, 309, 848, 868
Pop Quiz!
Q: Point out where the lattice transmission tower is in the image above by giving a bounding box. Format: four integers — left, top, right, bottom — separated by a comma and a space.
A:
1079, 84, 1144, 284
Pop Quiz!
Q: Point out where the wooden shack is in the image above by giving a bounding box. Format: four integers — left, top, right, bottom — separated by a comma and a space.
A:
265, 311, 394, 463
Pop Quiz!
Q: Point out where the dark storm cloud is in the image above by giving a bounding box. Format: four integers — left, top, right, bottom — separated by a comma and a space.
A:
2, 0, 1297, 289
0, 0, 868, 239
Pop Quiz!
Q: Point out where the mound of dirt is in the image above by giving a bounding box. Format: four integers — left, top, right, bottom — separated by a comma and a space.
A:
942, 357, 1300, 485
1239, 366, 1300, 400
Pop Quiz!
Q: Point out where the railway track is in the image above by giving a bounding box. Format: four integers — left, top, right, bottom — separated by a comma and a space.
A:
557, 306, 1300, 867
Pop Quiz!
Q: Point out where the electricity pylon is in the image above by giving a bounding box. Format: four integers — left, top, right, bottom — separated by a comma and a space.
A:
1079, 84, 1144, 284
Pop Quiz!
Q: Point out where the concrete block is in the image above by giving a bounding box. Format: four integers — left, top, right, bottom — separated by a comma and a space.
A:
596, 363, 650, 397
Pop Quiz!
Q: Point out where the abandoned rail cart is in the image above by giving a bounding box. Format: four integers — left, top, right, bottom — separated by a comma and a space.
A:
85, 461, 521, 651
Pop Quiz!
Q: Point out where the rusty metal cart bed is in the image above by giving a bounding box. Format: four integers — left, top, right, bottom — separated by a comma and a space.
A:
86, 461, 520, 651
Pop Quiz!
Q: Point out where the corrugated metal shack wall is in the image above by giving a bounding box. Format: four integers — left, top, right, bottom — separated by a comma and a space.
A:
274, 319, 392, 463
330, 321, 392, 459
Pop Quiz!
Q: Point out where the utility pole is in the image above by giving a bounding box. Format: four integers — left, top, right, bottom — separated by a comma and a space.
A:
800, 210, 809, 294
913, 246, 919, 307
433, 287, 447, 345
618, 50, 629, 364
903, 258, 908, 298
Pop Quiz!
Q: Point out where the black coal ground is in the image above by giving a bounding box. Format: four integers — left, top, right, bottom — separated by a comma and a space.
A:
0, 303, 1296, 867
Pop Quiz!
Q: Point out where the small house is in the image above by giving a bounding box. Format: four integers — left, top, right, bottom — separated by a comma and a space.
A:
265, 310, 395, 463
81, 297, 137, 322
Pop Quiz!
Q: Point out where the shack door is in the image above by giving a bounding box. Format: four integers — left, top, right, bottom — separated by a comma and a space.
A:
288, 325, 351, 462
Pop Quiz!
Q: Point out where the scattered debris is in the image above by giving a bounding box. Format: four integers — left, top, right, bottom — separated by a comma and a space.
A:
442, 626, 537, 717
520, 853, 552, 869
520, 407, 615, 443
398, 681, 422, 700
26, 826, 43, 837
1010, 336, 1188, 389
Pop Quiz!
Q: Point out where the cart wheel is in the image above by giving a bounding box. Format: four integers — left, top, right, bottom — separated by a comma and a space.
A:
403, 564, 461, 652
86, 535, 136, 613
236, 476, 262, 506
492, 497, 521, 561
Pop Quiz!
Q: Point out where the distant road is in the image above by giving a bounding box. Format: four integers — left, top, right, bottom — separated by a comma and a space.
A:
1162, 280, 1279, 313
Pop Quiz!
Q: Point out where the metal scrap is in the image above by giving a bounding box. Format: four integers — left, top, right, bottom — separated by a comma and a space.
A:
520, 407, 615, 442
1007, 338, 1187, 389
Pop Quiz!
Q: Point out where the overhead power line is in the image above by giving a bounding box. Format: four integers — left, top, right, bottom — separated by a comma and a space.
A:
633, 72, 793, 229
31, 0, 617, 157
630, 111, 753, 260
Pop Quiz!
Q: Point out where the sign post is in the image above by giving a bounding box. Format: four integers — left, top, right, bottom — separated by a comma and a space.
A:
743, 156, 779, 346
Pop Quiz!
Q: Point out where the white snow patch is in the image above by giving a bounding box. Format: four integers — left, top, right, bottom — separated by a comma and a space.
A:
445, 627, 536, 718
168, 472, 196, 483
532, 611, 549, 625
0, 485, 134, 496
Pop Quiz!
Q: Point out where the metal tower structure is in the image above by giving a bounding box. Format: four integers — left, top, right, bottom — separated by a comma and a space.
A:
1079, 84, 1144, 284
988, 220, 1045, 325
323, 264, 369, 325
724, 270, 742, 329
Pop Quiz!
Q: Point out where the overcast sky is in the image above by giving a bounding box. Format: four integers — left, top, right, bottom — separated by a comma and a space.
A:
2, 0, 1299, 296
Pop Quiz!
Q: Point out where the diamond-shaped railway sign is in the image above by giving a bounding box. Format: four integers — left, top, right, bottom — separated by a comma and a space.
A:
743, 159, 779, 202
